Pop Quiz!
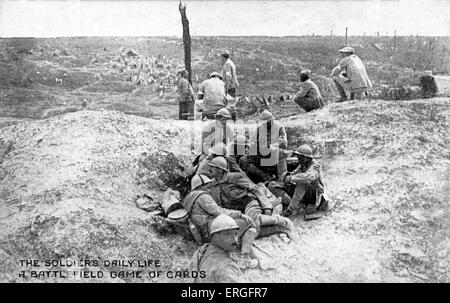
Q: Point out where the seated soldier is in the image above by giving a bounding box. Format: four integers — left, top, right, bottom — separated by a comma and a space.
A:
268, 144, 330, 218
207, 157, 294, 240
293, 71, 325, 112
189, 214, 244, 282
183, 174, 258, 268
201, 108, 235, 154
240, 110, 288, 184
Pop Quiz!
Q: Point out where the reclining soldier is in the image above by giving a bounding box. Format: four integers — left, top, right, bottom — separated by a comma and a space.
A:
207, 157, 295, 240
193, 142, 244, 178
189, 214, 244, 283
182, 174, 259, 268
268, 144, 329, 217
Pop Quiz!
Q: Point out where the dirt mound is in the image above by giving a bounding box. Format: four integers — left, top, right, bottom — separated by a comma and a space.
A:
0, 99, 449, 282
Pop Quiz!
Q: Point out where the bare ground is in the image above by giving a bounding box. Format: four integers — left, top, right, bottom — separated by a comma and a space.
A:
1, 98, 449, 282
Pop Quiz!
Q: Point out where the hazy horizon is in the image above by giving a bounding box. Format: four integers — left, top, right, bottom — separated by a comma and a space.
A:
1, 0, 449, 38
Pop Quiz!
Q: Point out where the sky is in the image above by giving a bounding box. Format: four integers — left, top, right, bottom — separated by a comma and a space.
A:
0, 0, 449, 37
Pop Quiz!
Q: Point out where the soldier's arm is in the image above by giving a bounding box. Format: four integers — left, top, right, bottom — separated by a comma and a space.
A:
198, 195, 242, 219
288, 163, 320, 184
233, 173, 272, 211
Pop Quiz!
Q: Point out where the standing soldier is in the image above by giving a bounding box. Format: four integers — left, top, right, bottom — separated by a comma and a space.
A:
177, 70, 195, 120
220, 50, 239, 98
331, 46, 372, 102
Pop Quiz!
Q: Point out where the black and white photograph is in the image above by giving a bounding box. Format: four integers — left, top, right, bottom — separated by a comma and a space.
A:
0, 0, 449, 285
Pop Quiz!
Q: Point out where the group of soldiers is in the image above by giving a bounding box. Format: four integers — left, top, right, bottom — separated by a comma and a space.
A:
181, 107, 331, 282
177, 46, 373, 282
176, 46, 372, 119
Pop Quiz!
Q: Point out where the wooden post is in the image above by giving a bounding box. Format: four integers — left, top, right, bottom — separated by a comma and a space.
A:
330, 29, 333, 39
179, 1, 192, 84
345, 27, 348, 46
394, 30, 397, 51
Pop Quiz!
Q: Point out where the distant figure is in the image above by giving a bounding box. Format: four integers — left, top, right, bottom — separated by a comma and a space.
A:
419, 74, 438, 98
293, 71, 325, 112
220, 50, 239, 98
331, 46, 372, 102
176, 70, 195, 120
197, 72, 227, 119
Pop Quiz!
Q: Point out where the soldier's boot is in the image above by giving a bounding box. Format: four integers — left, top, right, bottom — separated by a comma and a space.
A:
333, 80, 348, 102
267, 182, 292, 207
235, 227, 259, 269
259, 214, 295, 240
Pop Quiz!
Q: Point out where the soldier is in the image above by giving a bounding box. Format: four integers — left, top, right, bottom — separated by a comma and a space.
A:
196, 72, 227, 119
293, 71, 325, 112
183, 175, 258, 267
194, 142, 243, 178
268, 144, 330, 217
220, 50, 239, 98
188, 214, 244, 282
240, 110, 288, 184
201, 108, 235, 154
331, 46, 372, 102
176, 70, 195, 120
207, 157, 294, 240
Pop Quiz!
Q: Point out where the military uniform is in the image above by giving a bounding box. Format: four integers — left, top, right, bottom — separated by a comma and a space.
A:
293, 79, 325, 112
182, 190, 249, 241
332, 54, 372, 100
240, 121, 288, 183
177, 77, 195, 120
189, 243, 242, 283
269, 159, 325, 212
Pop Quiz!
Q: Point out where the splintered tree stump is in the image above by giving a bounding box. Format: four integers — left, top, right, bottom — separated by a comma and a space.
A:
419, 75, 438, 98
179, 1, 192, 85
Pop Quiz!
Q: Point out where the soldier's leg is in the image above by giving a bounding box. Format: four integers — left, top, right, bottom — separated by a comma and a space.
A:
268, 181, 292, 207
234, 218, 257, 255
258, 214, 295, 240
332, 75, 349, 102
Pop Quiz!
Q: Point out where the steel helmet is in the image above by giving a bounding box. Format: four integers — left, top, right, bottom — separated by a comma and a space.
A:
208, 156, 228, 171
214, 108, 232, 119
208, 142, 227, 156
259, 110, 274, 121
191, 174, 214, 190
210, 72, 222, 79
293, 144, 314, 158
209, 214, 239, 236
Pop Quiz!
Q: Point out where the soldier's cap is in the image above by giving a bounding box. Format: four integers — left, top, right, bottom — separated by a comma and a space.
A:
259, 109, 274, 121
220, 50, 230, 56
292, 144, 314, 158
339, 46, 355, 54
208, 142, 227, 156
214, 108, 232, 119
209, 214, 239, 236
210, 72, 222, 79
208, 156, 229, 171
191, 174, 214, 190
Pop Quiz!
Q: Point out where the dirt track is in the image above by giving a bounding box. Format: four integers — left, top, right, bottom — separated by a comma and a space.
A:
1, 98, 449, 282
